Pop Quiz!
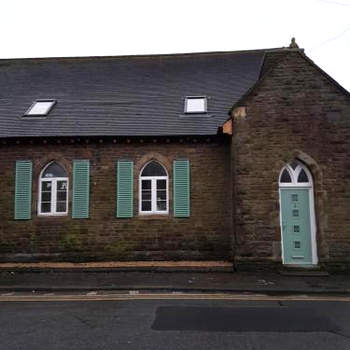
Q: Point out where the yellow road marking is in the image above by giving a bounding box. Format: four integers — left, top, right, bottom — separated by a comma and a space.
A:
0, 293, 350, 302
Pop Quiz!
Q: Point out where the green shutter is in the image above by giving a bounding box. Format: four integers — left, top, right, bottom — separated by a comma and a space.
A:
173, 159, 190, 217
72, 160, 90, 219
14, 161, 32, 220
116, 160, 133, 218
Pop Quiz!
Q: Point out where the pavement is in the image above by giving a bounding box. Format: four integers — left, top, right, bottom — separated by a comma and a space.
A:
1, 270, 350, 294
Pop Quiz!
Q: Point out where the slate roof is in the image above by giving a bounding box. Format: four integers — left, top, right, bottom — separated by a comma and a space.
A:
0, 49, 278, 138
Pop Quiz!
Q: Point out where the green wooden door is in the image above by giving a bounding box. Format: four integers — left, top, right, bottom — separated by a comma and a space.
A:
280, 189, 313, 265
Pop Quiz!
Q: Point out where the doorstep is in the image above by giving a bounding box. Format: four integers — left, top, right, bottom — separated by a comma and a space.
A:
279, 265, 329, 277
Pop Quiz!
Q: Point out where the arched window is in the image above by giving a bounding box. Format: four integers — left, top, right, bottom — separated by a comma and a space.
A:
139, 161, 168, 214
279, 161, 312, 186
38, 162, 68, 215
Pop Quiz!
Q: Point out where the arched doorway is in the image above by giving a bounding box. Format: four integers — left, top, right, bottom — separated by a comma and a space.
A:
279, 161, 317, 265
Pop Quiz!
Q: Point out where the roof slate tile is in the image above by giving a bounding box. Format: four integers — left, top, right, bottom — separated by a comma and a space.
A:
0, 50, 268, 137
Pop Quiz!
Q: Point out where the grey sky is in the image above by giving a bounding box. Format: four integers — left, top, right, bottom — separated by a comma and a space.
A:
1, 0, 349, 91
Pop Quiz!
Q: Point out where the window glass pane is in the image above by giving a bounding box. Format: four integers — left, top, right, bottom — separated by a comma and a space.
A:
280, 169, 292, 183
43, 163, 67, 178
41, 203, 51, 213
157, 179, 166, 189
57, 191, 67, 201
41, 192, 51, 202
41, 179, 52, 214
185, 97, 206, 113
56, 180, 67, 202
42, 181, 52, 191
297, 169, 309, 183
157, 190, 167, 200
142, 201, 152, 211
26, 101, 55, 115
57, 180, 67, 190
56, 202, 67, 213
157, 201, 167, 211
142, 191, 151, 201
142, 180, 151, 189
141, 162, 166, 177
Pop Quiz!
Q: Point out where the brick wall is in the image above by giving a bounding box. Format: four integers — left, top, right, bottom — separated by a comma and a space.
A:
232, 51, 350, 270
0, 137, 232, 262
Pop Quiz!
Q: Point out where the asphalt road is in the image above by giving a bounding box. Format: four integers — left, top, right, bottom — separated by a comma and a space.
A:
0, 298, 349, 350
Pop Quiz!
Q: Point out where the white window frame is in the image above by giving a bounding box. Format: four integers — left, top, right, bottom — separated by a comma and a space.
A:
184, 96, 207, 114
139, 163, 169, 215
38, 164, 68, 216
24, 99, 57, 117
279, 163, 313, 188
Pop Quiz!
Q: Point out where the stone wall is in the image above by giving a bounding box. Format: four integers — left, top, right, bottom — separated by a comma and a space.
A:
1, 50, 349, 270
0, 137, 232, 262
232, 51, 350, 270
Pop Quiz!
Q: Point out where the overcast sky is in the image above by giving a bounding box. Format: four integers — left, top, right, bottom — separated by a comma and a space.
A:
1, 0, 349, 91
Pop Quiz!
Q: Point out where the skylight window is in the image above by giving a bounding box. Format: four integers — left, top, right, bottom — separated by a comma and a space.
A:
25, 100, 56, 116
184, 97, 207, 114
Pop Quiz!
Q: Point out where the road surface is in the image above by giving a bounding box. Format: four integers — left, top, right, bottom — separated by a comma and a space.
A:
0, 293, 349, 349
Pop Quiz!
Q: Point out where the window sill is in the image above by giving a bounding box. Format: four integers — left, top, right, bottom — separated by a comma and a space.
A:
138, 214, 171, 220
38, 213, 68, 217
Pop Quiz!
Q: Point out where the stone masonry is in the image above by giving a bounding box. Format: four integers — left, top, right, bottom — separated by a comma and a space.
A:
232, 51, 350, 270
0, 50, 349, 271
0, 137, 232, 262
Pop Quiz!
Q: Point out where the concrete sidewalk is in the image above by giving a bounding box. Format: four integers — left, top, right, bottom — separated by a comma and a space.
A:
1, 270, 350, 294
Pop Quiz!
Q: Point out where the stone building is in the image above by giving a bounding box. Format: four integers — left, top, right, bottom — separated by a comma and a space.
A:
0, 40, 349, 270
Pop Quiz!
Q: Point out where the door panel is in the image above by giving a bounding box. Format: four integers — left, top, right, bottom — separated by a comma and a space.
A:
280, 189, 313, 264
